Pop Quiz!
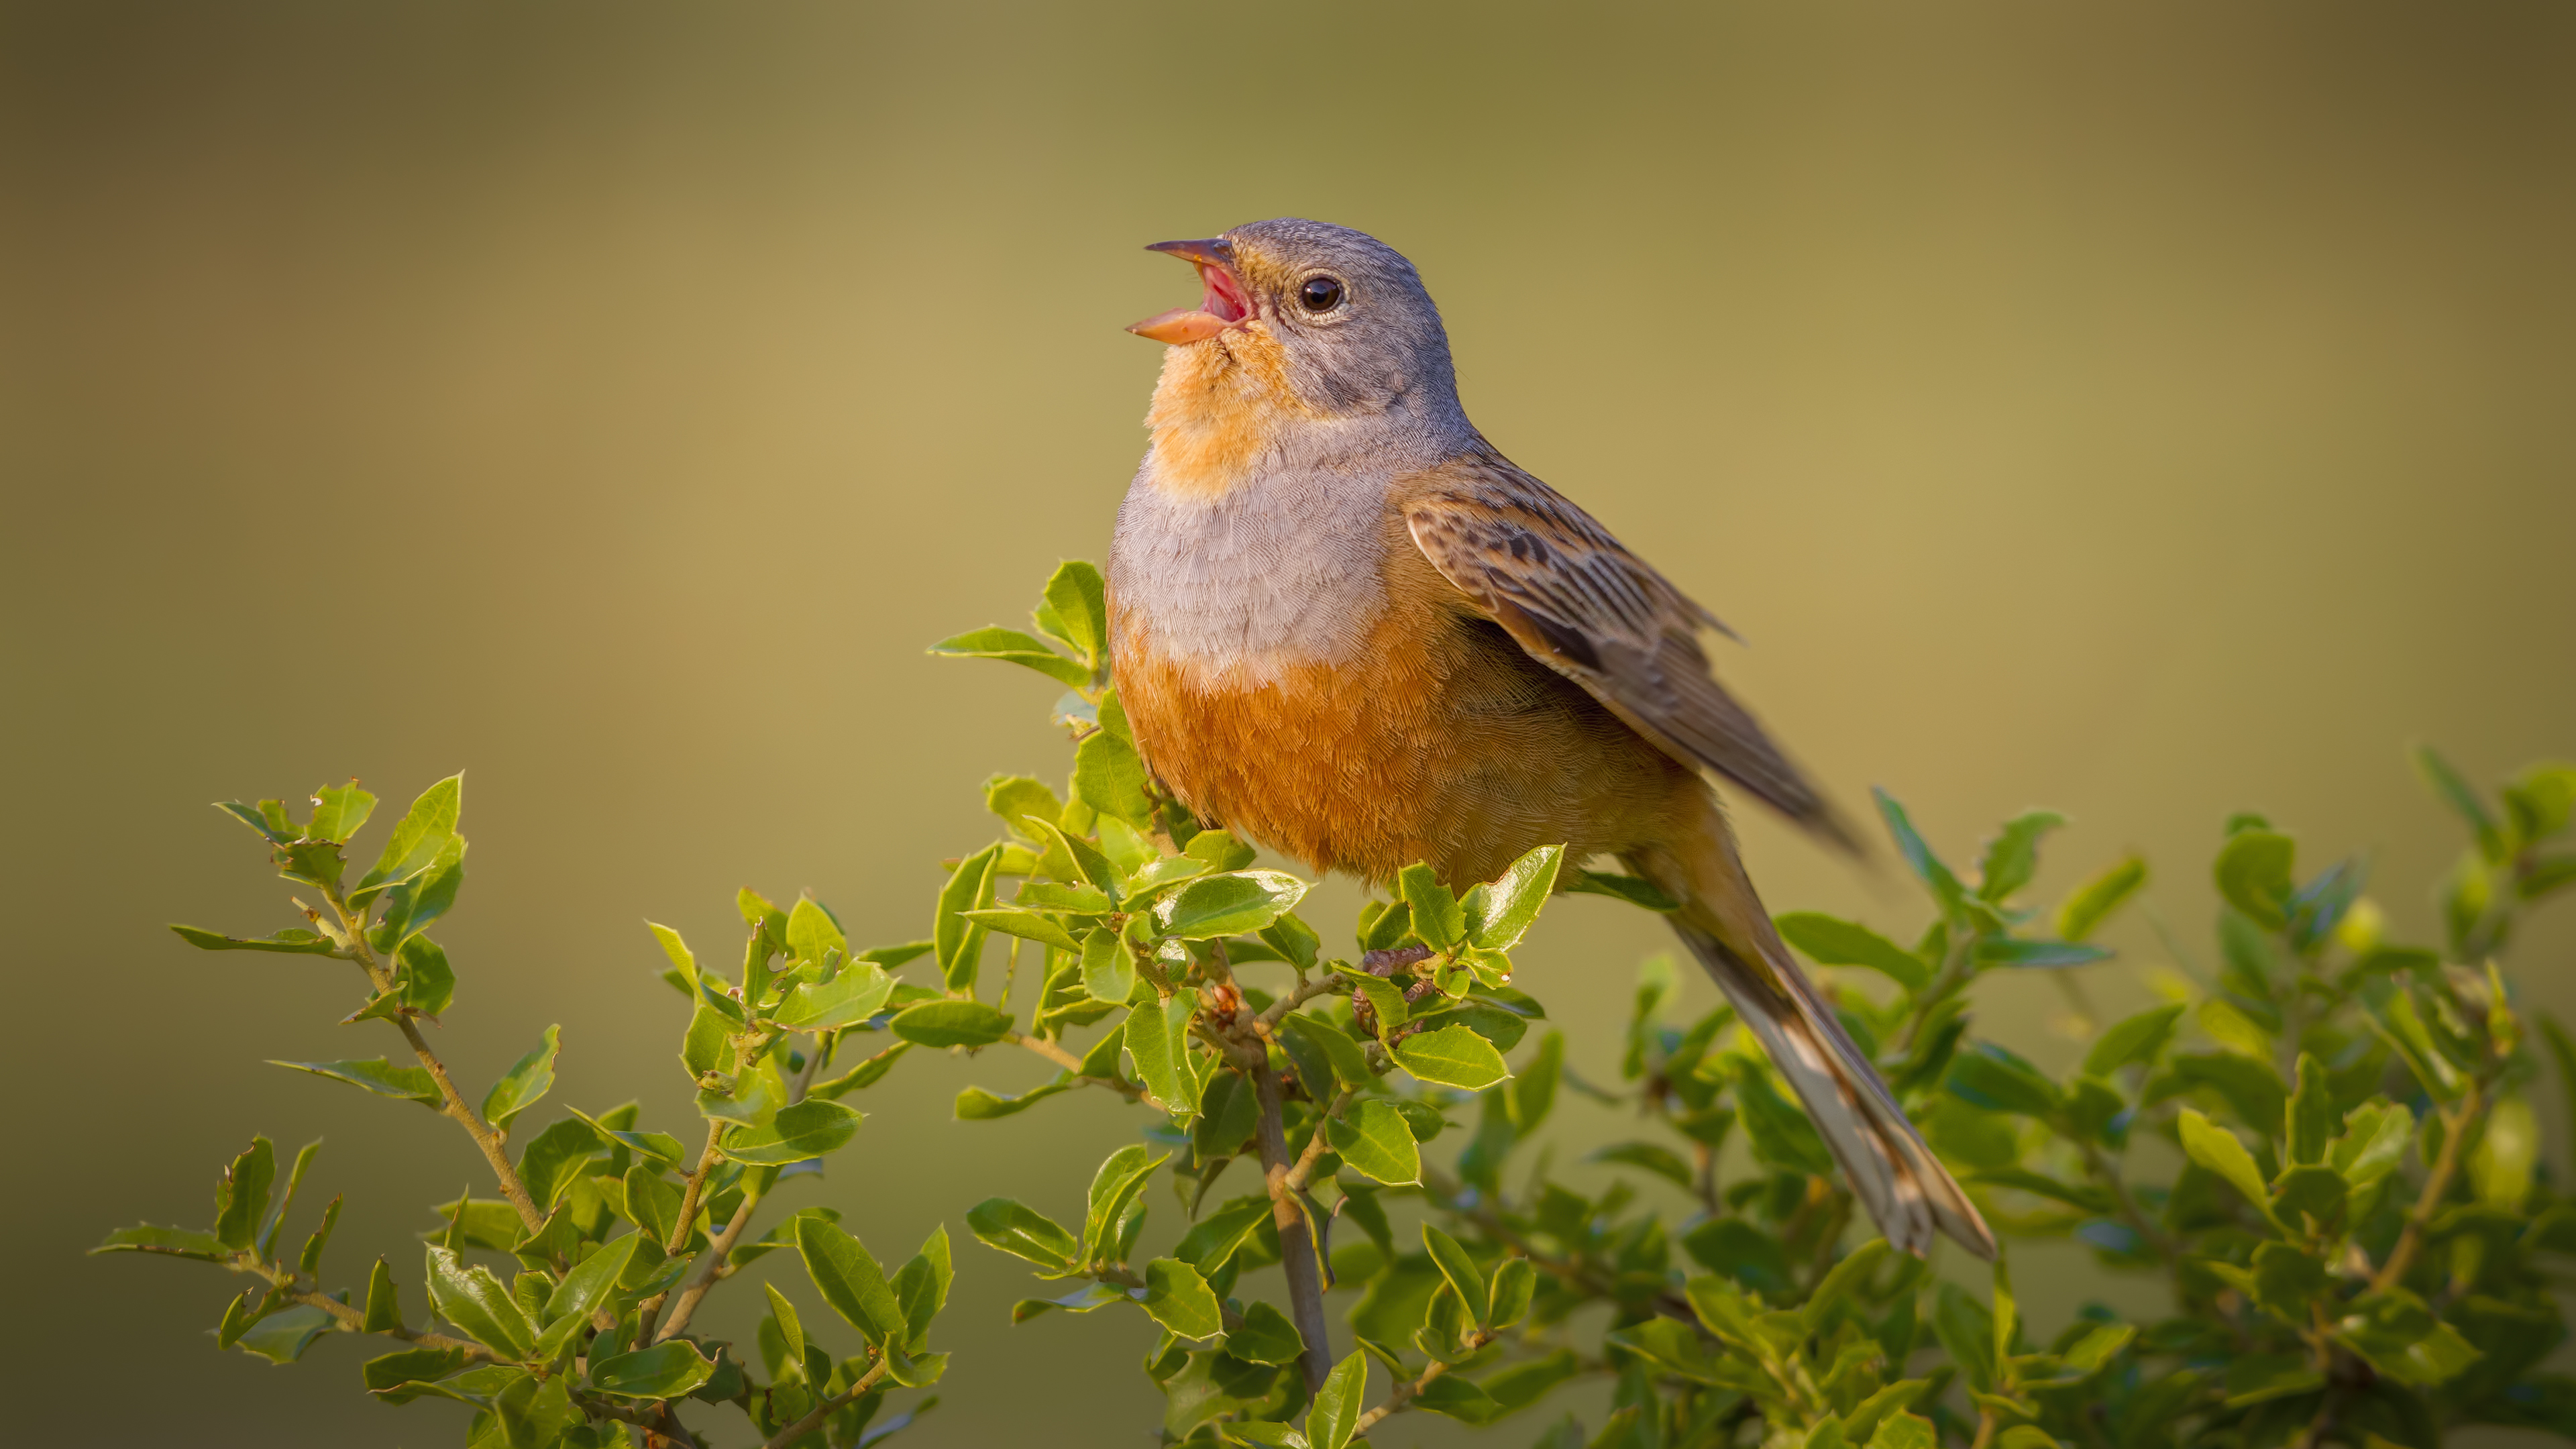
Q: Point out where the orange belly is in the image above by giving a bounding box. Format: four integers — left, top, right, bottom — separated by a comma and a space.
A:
1111, 573, 1696, 888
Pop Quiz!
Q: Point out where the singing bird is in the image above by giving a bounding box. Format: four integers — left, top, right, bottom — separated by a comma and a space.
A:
1105, 218, 1994, 1260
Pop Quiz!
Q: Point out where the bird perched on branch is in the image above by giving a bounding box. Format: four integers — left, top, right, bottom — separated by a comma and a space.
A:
1105, 218, 1994, 1260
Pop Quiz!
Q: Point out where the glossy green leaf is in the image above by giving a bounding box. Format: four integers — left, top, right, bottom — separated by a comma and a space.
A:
1457, 843, 1563, 951
1080, 1144, 1167, 1266
1398, 863, 1466, 948
1874, 789, 1968, 911
213, 1137, 274, 1252
1326, 1099, 1422, 1185
720, 1099, 862, 1165
1422, 1223, 1489, 1326
1124, 993, 1197, 1116
543, 1232, 641, 1326
269, 1057, 441, 1107
2471, 1092, 2538, 1210
1946, 1042, 2062, 1117
351, 774, 462, 904
1393, 1024, 1511, 1090
933, 843, 1002, 991
425, 1244, 535, 1358
91, 1224, 228, 1261
1079, 928, 1136, 1005
1281, 1013, 1375, 1091
929, 625, 1091, 687
169, 924, 338, 955
890, 999, 1014, 1049
963, 908, 1083, 953
965, 1197, 1079, 1269
1776, 912, 1931, 991
1156, 870, 1309, 939
480, 1026, 559, 1135
955, 1077, 1072, 1120
589, 1340, 716, 1399
1140, 1257, 1223, 1340
772, 961, 894, 1032
1072, 729, 1155, 829
1307, 1350, 1368, 1449
796, 1214, 906, 1346
764, 1281, 807, 1377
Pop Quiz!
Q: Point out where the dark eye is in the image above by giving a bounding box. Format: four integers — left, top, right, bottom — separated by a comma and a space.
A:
1298, 276, 1344, 313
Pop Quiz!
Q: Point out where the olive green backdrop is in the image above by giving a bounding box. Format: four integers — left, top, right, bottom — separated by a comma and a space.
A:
5, 3, 2573, 1444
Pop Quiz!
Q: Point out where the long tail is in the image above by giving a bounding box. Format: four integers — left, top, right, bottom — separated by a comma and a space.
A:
1625, 800, 1995, 1261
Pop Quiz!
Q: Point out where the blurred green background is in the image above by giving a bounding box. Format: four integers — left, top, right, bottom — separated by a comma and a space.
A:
5, 2, 2573, 1444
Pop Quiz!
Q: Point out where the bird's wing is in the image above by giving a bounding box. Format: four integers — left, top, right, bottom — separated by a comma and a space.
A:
1401, 449, 1854, 847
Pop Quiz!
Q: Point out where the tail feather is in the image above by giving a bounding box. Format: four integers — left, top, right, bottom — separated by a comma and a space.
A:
1625, 816, 1996, 1262
1672, 919, 1995, 1260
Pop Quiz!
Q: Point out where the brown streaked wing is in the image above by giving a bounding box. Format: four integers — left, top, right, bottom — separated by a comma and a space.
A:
1402, 449, 1855, 849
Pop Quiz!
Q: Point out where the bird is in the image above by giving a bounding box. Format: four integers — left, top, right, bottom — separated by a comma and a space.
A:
1104, 217, 1994, 1261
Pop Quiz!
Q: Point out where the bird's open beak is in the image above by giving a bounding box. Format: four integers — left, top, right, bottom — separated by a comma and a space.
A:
1128, 237, 1252, 345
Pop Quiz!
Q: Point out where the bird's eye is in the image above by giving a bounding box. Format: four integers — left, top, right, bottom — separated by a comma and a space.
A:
1298, 276, 1345, 313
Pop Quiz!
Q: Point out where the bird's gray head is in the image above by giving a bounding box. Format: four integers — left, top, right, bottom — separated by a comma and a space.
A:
1128, 218, 1460, 421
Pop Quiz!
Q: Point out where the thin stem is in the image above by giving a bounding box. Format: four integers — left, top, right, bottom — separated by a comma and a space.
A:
1968, 1407, 1999, 1449
1253, 1056, 1333, 1393
634, 1121, 727, 1341
2078, 1141, 2178, 1264
242, 1257, 494, 1358
315, 886, 545, 1234
653, 1181, 766, 1344
1352, 1354, 1464, 1437
1282, 1089, 1358, 1197
1008, 1032, 1158, 1108
759, 1354, 896, 1449
1254, 973, 1350, 1034
2370, 1081, 2483, 1294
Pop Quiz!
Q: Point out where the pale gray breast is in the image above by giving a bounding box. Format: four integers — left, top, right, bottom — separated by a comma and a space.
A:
1108, 460, 1396, 680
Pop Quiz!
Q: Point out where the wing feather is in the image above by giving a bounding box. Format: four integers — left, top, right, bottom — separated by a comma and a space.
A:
1403, 449, 1854, 847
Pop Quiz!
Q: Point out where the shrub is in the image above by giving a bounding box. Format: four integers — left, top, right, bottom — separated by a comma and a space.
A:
106, 562, 2576, 1448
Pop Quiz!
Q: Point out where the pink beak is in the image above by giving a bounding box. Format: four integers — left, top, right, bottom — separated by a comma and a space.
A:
1128, 237, 1253, 345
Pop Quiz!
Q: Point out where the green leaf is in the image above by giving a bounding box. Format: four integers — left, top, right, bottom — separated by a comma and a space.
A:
772, 962, 894, 1032
270, 1057, 442, 1107
563, 1108, 688, 1168
392, 935, 455, 1018
1776, 913, 1931, 992
1080, 1144, 1168, 1266
1140, 1257, 1224, 1340
1977, 810, 2065, 902
169, 924, 338, 955
2329, 1102, 2415, 1189
1173, 1195, 1271, 1276
1307, 1350, 1368, 1449
1732, 1059, 1835, 1176
1945, 1043, 2062, 1117
363, 1344, 469, 1403
929, 625, 1091, 687
796, 1215, 907, 1346
2055, 855, 2147, 942
963, 908, 1084, 953
782, 896, 846, 970
722, 1097, 861, 1165
892, 1224, 952, 1349
965, 1197, 1079, 1269
1976, 937, 2111, 969
1869, 1413, 1937, 1449
1079, 928, 1136, 1005
1463, 840, 1556, 943
589, 1340, 717, 1400
2414, 745, 2508, 861
1037, 561, 1110, 663
933, 843, 1002, 992
1226, 1300, 1307, 1365
763, 1281, 807, 1376
1422, 1223, 1490, 1326
235, 1303, 333, 1364
1156, 870, 1310, 939
1124, 994, 1199, 1116
1072, 729, 1156, 829
425, 1244, 535, 1358
362, 1257, 403, 1332
2214, 829, 2296, 930
1874, 789, 1968, 912
297, 780, 375, 845
480, 1026, 559, 1135
1326, 1099, 1423, 1185
1399, 863, 1466, 949
351, 774, 462, 904
1393, 1024, 1511, 1090
1260, 911, 1322, 969
2471, 1092, 2538, 1210
813, 1042, 913, 1099
2286, 1054, 2334, 1166
890, 999, 1014, 1049
544, 1233, 642, 1325
2178, 1110, 2281, 1229
1680, 1218, 1794, 1297
1591, 1140, 1695, 1190
1566, 870, 1679, 911
2083, 1004, 2185, 1077
955, 1077, 1072, 1120
213, 1137, 274, 1252
1281, 1014, 1375, 1092
91, 1224, 229, 1261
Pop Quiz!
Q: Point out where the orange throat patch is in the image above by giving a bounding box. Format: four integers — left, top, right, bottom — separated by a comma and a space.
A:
1142, 323, 1305, 500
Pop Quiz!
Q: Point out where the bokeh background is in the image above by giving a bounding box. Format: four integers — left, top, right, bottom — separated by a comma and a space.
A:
5, 2, 2574, 1444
